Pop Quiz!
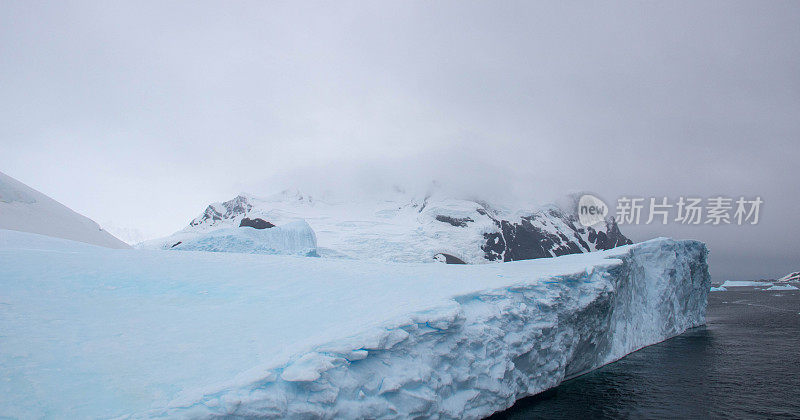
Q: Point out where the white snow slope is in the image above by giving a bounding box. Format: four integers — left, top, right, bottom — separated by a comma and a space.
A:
0, 171, 129, 249
0, 229, 709, 419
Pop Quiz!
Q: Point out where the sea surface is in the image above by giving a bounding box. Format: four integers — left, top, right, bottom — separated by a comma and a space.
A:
492, 288, 800, 419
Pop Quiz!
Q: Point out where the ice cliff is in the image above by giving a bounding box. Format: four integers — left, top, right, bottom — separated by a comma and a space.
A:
0, 230, 709, 419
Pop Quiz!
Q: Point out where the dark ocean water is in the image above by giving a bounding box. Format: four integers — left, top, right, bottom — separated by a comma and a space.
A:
492, 289, 800, 419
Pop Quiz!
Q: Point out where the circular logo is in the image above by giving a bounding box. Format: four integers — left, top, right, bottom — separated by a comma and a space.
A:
577, 194, 608, 227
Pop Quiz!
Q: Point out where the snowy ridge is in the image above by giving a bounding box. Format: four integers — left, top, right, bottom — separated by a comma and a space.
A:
149, 239, 708, 419
0, 171, 129, 249
142, 190, 631, 263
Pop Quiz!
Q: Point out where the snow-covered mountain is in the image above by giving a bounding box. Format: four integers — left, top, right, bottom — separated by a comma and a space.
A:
142, 190, 632, 263
777, 271, 800, 282
0, 171, 129, 249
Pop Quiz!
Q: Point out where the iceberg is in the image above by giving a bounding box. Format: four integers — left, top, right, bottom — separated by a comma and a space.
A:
166, 220, 317, 256
766, 284, 799, 291
710, 286, 727, 292
0, 230, 709, 419
721, 280, 773, 287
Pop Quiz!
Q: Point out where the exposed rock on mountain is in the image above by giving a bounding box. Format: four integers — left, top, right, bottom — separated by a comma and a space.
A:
189, 195, 252, 227
434, 252, 467, 264
482, 209, 632, 262
778, 271, 800, 282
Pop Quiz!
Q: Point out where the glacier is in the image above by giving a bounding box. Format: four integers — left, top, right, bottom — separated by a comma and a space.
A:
0, 229, 709, 419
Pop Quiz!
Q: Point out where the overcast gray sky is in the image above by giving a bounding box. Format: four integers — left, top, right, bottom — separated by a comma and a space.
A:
1, 1, 798, 280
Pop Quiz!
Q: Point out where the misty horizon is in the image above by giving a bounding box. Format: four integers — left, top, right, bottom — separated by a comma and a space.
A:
2, 1, 798, 281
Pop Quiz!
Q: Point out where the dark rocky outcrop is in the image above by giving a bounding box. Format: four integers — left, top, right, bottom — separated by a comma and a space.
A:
435, 215, 474, 227
239, 218, 275, 230
587, 220, 632, 250
433, 253, 467, 264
